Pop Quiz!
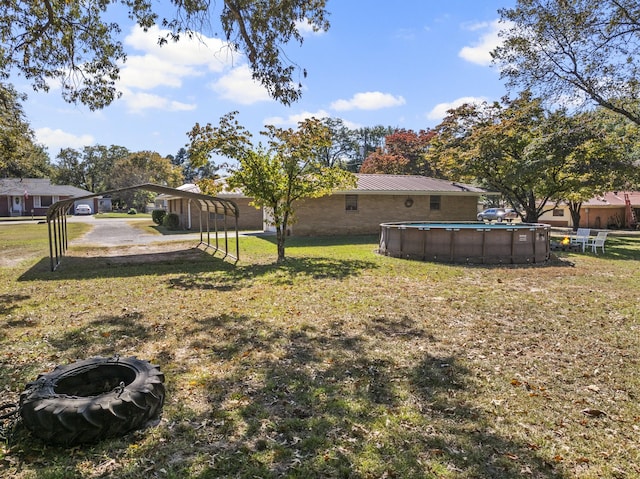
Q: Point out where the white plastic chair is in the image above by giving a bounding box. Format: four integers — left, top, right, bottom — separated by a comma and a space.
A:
570, 228, 591, 252
587, 231, 609, 254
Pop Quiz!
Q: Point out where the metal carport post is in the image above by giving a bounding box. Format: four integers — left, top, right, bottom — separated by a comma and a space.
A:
46, 183, 240, 271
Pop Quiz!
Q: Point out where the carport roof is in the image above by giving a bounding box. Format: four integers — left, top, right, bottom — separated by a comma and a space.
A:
46, 183, 239, 221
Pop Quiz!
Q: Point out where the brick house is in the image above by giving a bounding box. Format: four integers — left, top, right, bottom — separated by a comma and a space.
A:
538, 191, 640, 229
0, 178, 94, 217
163, 175, 488, 234
283, 174, 489, 236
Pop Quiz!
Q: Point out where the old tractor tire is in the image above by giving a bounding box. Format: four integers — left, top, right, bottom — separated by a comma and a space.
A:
19, 356, 165, 445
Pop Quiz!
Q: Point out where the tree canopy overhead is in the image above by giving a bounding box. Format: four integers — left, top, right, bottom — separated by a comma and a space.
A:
0, 84, 51, 178
493, 0, 640, 125
1, 0, 329, 109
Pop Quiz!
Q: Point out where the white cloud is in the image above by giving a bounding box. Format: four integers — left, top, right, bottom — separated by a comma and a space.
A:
295, 19, 326, 35
118, 54, 201, 90
119, 25, 236, 91
426, 96, 487, 121
209, 64, 272, 104
116, 25, 239, 111
263, 110, 331, 126
458, 19, 505, 66
331, 91, 406, 111
35, 128, 94, 153
122, 90, 197, 113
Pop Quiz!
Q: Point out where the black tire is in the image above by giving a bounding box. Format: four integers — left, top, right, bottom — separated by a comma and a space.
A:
19, 356, 165, 445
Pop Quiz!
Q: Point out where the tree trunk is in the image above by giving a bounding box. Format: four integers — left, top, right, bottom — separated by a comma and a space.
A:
568, 201, 582, 231
276, 226, 286, 263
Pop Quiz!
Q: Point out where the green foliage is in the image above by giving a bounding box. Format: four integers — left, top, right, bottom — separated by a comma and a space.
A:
152, 209, 167, 225
495, 0, 640, 126
427, 92, 627, 222
109, 151, 184, 210
162, 212, 180, 230
0, 1, 330, 109
0, 83, 51, 178
188, 112, 356, 262
127, 208, 137, 215
51, 145, 130, 192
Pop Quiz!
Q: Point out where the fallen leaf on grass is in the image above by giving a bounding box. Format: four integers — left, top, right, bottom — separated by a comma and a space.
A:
582, 408, 607, 418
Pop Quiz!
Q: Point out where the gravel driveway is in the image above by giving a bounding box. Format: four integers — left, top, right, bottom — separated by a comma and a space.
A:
67, 216, 202, 247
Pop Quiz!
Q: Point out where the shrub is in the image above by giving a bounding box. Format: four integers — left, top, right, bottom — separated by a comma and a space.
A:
127, 208, 137, 215
163, 212, 180, 230
152, 209, 167, 225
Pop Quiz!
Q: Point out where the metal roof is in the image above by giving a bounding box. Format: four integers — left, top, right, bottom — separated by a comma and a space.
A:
339, 174, 489, 195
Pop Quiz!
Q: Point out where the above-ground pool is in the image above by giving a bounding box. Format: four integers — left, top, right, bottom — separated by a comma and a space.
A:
379, 222, 550, 264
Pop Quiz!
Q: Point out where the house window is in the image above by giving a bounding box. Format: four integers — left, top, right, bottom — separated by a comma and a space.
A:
430, 195, 441, 211
35, 195, 57, 208
552, 208, 565, 217
345, 195, 358, 211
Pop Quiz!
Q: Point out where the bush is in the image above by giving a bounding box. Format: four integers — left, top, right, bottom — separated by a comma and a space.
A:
163, 212, 180, 230
152, 209, 167, 225
127, 208, 137, 215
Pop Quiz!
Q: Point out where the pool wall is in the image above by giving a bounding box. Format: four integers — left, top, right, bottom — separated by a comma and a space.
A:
379, 222, 550, 264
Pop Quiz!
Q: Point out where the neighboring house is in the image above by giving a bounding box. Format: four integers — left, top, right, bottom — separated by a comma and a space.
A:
0, 178, 95, 217
158, 183, 263, 231
288, 174, 489, 236
538, 191, 640, 229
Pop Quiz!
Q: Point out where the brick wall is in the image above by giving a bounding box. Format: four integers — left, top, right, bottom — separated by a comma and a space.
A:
290, 194, 479, 236
169, 197, 263, 231
232, 198, 264, 230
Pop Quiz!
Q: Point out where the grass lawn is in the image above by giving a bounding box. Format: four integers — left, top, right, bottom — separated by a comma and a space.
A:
1, 225, 640, 478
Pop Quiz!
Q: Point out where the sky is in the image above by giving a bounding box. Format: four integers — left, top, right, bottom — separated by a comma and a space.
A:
17, 0, 516, 162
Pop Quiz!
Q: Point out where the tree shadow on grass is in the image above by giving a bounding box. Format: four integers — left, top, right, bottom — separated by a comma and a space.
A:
17, 247, 235, 282
40, 312, 154, 360
0, 293, 31, 316
6, 312, 565, 478
18, 250, 378, 290
166, 256, 379, 291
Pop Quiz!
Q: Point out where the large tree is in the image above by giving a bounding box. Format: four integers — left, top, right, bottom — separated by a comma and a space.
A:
187, 112, 355, 262
0, 84, 51, 178
52, 145, 130, 191
1, 0, 329, 109
360, 129, 436, 176
316, 118, 359, 169
428, 93, 610, 223
553, 108, 640, 228
493, 0, 640, 126
110, 151, 183, 210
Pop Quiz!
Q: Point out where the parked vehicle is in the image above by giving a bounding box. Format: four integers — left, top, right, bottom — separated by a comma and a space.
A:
477, 207, 517, 222
75, 204, 92, 215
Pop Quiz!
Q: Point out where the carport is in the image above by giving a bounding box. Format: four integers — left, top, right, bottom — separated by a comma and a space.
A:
46, 183, 240, 271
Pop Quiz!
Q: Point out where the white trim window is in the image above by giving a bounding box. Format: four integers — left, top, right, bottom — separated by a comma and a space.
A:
35, 195, 58, 208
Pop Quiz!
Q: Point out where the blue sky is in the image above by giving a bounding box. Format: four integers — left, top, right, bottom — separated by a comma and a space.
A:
19, 0, 515, 161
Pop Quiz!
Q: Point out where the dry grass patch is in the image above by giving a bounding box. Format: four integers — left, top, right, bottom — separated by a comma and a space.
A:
1, 230, 640, 478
